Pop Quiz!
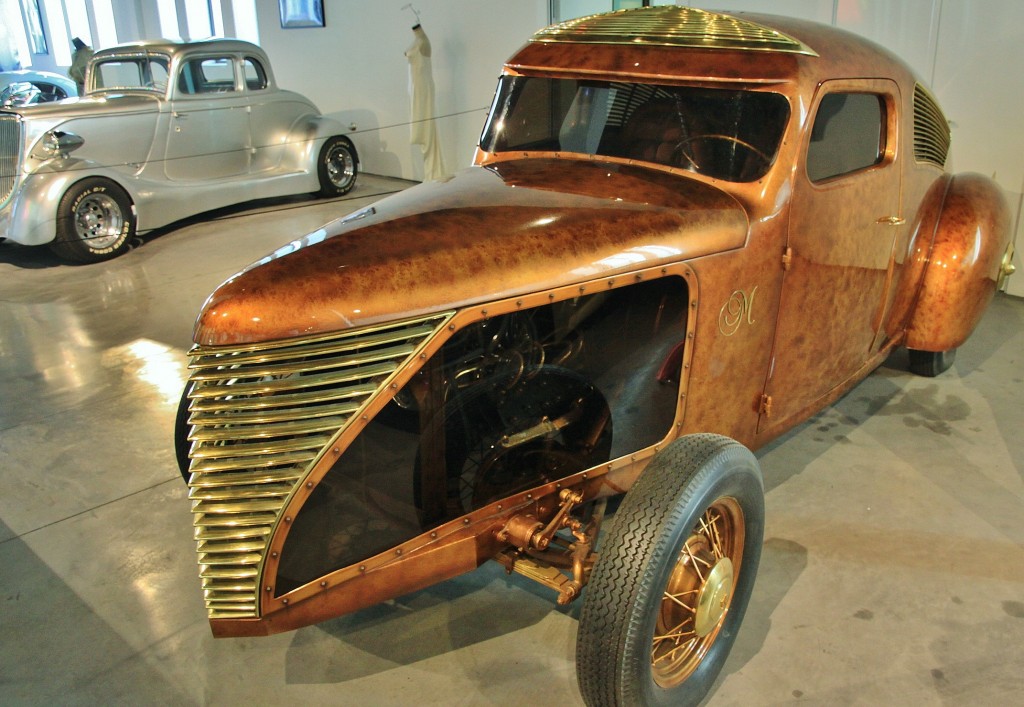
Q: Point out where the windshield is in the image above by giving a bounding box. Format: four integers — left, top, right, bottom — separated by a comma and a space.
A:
91, 56, 170, 94
480, 76, 790, 182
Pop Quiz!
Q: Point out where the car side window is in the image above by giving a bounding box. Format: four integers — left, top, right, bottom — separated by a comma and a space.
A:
806, 92, 885, 182
243, 58, 268, 90
93, 57, 170, 92
177, 57, 237, 95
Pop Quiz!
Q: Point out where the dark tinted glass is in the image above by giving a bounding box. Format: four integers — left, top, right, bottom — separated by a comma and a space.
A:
480, 77, 790, 182
806, 93, 885, 182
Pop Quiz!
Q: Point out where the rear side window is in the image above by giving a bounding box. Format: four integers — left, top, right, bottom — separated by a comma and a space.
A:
178, 57, 236, 95
806, 93, 885, 182
243, 57, 267, 90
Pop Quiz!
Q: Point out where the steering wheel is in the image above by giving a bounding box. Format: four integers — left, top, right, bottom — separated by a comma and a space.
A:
672, 134, 771, 176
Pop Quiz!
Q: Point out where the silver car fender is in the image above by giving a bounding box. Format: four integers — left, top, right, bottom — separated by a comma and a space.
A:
4, 169, 77, 246
282, 114, 354, 173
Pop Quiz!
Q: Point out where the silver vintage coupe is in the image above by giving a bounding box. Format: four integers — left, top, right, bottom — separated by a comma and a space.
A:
0, 38, 357, 263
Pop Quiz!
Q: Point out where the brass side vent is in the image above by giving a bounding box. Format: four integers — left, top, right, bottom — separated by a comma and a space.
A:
913, 83, 950, 168
533, 6, 817, 56
185, 312, 451, 619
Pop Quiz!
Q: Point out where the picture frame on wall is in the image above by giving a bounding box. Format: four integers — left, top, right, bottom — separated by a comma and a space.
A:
280, 0, 325, 28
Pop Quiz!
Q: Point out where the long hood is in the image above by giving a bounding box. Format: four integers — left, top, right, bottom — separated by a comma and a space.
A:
194, 159, 748, 346
5, 93, 159, 120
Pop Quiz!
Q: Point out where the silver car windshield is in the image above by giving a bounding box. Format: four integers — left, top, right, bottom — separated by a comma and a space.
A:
91, 56, 171, 93
480, 76, 790, 182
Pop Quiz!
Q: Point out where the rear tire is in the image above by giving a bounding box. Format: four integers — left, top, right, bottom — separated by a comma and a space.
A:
50, 178, 135, 263
316, 136, 358, 196
908, 348, 956, 377
576, 434, 764, 707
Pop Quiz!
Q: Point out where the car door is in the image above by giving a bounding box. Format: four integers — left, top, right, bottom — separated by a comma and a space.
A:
242, 54, 303, 174
165, 54, 251, 180
762, 79, 903, 431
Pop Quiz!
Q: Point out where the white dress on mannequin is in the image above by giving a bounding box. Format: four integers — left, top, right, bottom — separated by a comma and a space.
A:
405, 25, 448, 180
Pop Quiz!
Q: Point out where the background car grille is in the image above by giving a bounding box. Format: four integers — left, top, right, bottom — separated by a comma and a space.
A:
913, 83, 951, 168
0, 113, 22, 207
185, 312, 451, 619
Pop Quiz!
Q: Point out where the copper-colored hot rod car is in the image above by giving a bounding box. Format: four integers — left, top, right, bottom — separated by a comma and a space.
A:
176, 7, 1011, 705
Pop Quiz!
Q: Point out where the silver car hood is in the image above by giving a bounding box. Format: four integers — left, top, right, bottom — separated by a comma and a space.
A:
5, 93, 161, 121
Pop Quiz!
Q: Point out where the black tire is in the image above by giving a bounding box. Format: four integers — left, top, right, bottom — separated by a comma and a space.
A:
50, 178, 135, 263
316, 136, 358, 196
908, 348, 956, 377
174, 382, 193, 484
576, 434, 764, 707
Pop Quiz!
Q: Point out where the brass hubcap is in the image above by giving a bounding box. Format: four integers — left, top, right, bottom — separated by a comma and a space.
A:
694, 556, 733, 637
651, 498, 744, 688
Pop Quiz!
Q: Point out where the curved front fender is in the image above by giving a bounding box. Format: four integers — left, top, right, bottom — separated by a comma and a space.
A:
3, 171, 74, 246
905, 172, 1012, 352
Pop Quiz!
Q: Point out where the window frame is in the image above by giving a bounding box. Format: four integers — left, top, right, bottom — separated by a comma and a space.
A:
803, 82, 899, 185
174, 54, 240, 98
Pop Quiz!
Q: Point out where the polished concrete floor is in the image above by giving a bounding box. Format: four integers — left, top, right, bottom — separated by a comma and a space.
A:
1, 174, 1022, 705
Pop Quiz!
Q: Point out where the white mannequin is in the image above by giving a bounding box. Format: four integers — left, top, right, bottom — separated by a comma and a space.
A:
405, 24, 447, 180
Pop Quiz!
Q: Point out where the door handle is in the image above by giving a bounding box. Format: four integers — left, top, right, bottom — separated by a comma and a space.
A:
876, 216, 905, 226
173, 112, 188, 119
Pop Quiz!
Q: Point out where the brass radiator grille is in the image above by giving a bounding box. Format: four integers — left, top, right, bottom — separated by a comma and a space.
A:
185, 313, 452, 619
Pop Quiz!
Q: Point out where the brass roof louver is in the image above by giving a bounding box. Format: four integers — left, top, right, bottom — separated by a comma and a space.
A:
532, 6, 817, 56
913, 83, 951, 168
185, 312, 451, 619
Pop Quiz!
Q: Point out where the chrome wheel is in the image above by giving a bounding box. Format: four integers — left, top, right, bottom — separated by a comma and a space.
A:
317, 137, 358, 196
73, 192, 125, 250
325, 144, 355, 189
51, 178, 136, 263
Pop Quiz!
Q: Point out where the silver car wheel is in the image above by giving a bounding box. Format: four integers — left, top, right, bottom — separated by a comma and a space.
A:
74, 192, 126, 250
325, 143, 356, 190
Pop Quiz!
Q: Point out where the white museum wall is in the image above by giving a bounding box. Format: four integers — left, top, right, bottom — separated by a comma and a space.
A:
11, 0, 1022, 294
252, 0, 548, 182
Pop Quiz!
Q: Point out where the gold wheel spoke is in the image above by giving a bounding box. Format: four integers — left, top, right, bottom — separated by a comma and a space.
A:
662, 588, 699, 611
700, 509, 726, 560
655, 617, 697, 644
682, 541, 710, 580
652, 636, 699, 665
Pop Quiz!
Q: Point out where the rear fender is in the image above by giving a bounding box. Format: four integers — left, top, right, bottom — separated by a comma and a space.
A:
905, 172, 1011, 352
282, 114, 357, 172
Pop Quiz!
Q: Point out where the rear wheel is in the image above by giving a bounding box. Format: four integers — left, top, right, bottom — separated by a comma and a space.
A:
50, 178, 135, 263
576, 434, 764, 706
316, 136, 358, 196
908, 348, 956, 377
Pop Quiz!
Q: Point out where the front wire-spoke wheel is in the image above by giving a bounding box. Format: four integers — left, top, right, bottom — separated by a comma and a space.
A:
652, 497, 744, 688
576, 434, 764, 707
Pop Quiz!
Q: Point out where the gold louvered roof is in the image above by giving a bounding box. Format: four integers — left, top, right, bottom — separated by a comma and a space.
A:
532, 6, 817, 56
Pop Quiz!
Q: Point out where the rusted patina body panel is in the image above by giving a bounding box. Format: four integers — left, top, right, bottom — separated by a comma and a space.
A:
194, 159, 746, 345
906, 173, 1012, 351
180, 8, 1010, 645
